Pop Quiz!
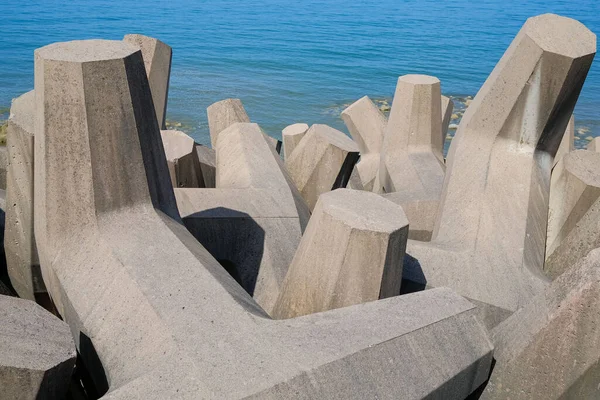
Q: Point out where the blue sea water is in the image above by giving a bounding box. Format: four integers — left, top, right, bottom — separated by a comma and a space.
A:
1, 0, 600, 147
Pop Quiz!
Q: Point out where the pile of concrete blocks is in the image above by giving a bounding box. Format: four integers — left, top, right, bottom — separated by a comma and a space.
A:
1, 12, 600, 400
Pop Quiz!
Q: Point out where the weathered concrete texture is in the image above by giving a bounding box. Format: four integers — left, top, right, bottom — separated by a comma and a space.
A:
545, 154, 600, 280
286, 124, 359, 210
123, 34, 171, 129
482, 249, 600, 399
373, 74, 446, 240
195, 144, 216, 188
341, 96, 386, 191
35, 40, 493, 399
546, 150, 600, 277
272, 189, 408, 319
441, 94, 454, 137
403, 14, 595, 329
0, 294, 76, 400
0, 146, 7, 190
5, 90, 42, 301
553, 114, 575, 168
177, 122, 309, 314
207, 98, 250, 148
160, 129, 201, 188
282, 123, 308, 161
588, 136, 600, 152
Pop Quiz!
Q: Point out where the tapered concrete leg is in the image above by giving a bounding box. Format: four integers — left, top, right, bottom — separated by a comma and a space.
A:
341, 96, 386, 191
160, 129, 201, 188
404, 14, 596, 329
286, 124, 359, 210
588, 137, 600, 152
34, 39, 492, 399
546, 150, 600, 273
5, 90, 42, 301
207, 98, 250, 148
195, 144, 216, 188
482, 249, 600, 399
282, 123, 308, 161
273, 189, 408, 319
178, 122, 309, 314
441, 95, 454, 137
0, 294, 76, 400
553, 115, 574, 168
373, 74, 446, 240
123, 34, 171, 129
545, 151, 600, 279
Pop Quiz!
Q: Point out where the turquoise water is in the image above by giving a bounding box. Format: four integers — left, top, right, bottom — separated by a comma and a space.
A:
1, 0, 600, 147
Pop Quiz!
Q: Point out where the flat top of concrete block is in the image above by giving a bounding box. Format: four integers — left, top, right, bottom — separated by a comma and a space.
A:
9, 90, 35, 133
321, 188, 408, 232
35, 39, 138, 63
123, 33, 162, 46
399, 74, 440, 85
525, 14, 596, 57
564, 149, 600, 187
310, 124, 359, 152
161, 130, 195, 160
282, 123, 309, 137
207, 98, 247, 112
0, 295, 75, 371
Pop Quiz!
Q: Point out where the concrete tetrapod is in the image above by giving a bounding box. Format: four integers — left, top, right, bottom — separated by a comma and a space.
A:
553, 115, 575, 169
5, 90, 42, 301
482, 249, 600, 399
176, 122, 310, 315
441, 94, 454, 137
341, 96, 386, 192
286, 124, 359, 210
403, 14, 596, 329
0, 294, 76, 400
588, 136, 600, 152
282, 123, 308, 161
34, 39, 493, 400
207, 98, 281, 152
194, 143, 216, 188
272, 189, 409, 319
123, 34, 171, 129
160, 129, 201, 188
545, 150, 600, 279
374, 75, 446, 241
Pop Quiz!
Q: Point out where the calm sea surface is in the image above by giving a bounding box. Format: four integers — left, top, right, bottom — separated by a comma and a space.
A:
1, 0, 600, 147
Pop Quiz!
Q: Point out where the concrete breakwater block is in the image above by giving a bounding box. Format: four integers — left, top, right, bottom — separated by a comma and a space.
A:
286, 124, 359, 210
341, 96, 386, 192
160, 129, 202, 188
272, 188, 409, 319
123, 34, 172, 130
177, 122, 309, 315
282, 122, 309, 161
5, 90, 42, 302
403, 14, 596, 329
482, 249, 600, 399
545, 150, 600, 279
0, 294, 76, 400
32, 38, 493, 399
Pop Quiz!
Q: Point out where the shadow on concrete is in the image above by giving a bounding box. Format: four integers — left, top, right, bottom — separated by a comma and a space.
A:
183, 207, 265, 297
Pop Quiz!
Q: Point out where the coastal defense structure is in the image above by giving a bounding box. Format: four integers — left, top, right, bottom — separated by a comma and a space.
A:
31, 38, 493, 399
1, 11, 599, 400
403, 14, 596, 329
545, 150, 600, 279
273, 189, 408, 319
123, 34, 172, 129
0, 294, 76, 399
482, 249, 600, 399
5, 90, 41, 301
341, 96, 386, 192
176, 122, 309, 315
286, 124, 359, 210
